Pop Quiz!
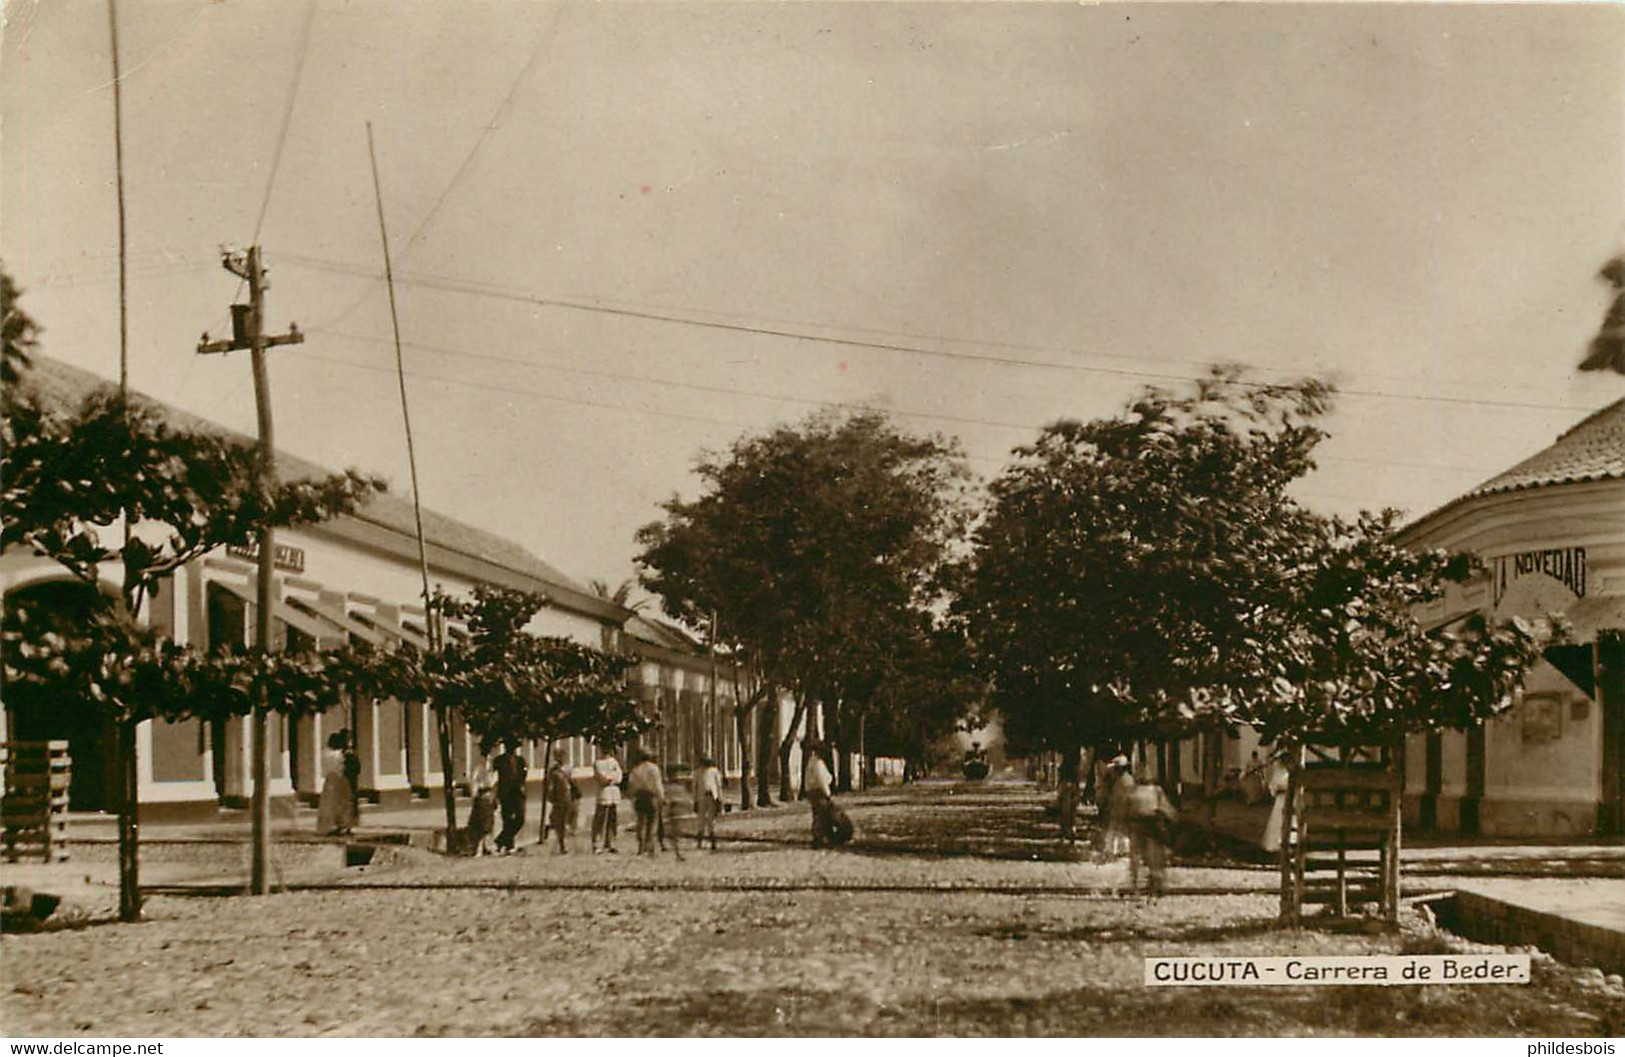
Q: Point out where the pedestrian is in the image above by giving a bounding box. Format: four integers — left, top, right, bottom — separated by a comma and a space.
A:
591, 749, 623, 854
628, 750, 665, 856
803, 739, 835, 848
1058, 765, 1080, 844
343, 729, 363, 824
663, 766, 695, 862
462, 769, 498, 857
1103, 755, 1135, 859
493, 738, 528, 854
693, 755, 723, 851
1261, 747, 1292, 854
317, 731, 356, 836
1125, 764, 1178, 897
544, 749, 574, 854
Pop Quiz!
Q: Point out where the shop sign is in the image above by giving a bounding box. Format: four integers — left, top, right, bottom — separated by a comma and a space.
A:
1492, 546, 1585, 607
226, 541, 307, 574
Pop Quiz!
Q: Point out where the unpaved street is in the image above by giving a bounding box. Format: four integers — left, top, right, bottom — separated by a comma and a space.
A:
3, 784, 1621, 1036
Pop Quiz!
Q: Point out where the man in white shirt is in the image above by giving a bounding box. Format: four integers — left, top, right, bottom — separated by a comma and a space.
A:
693, 756, 724, 851
591, 751, 623, 854
803, 739, 835, 848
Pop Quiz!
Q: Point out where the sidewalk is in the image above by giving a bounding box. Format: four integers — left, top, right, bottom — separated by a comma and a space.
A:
1445, 878, 1625, 976
58, 785, 813, 843
1184, 793, 1625, 866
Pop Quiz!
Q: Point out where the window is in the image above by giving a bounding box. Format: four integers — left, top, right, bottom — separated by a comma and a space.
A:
1521, 692, 1564, 744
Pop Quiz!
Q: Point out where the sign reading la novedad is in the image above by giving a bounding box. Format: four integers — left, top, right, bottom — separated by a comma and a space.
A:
226, 541, 306, 574
1145, 954, 1530, 986
1492, 546, 1586, 606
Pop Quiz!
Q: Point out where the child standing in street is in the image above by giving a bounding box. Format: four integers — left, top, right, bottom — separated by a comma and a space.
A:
591, 750, 623, 854
544, 749, 575, 854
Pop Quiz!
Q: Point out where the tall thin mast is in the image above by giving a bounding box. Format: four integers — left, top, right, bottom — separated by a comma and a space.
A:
365, 122, 437, 647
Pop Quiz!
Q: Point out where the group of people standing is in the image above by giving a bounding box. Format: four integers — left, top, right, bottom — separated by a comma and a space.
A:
318, 734, 843, 858
473, 743, 727, 858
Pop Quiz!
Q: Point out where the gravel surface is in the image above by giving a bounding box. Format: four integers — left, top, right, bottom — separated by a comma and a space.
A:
4, 784, 1622, 1036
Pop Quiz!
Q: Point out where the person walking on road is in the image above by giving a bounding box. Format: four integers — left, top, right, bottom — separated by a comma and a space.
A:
694, 755, 723, 851
628, 751, 666, 856
803, 740, 835, 848
544, 749, 575, 854
1125, 764, 1178, 897
591, 750, 623, 854
493, 739, 528, 855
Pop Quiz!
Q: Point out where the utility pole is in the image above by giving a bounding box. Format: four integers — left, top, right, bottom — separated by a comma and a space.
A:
198, 245, 304, 895
106, 0, 141, 926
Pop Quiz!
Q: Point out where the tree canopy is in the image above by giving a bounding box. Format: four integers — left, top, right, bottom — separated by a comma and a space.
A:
637, 409, 971, 703
421, 586, 650, 756
954, 368, 1548, 754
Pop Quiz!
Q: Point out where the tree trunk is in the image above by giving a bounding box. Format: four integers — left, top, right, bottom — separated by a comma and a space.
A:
117, 716, 141, 922
756, 697, 776, 807
778, 697, 808, 803
434, 700, 458, 838
539, 736, 555, 836
831, 702, 852, 793
735, 702, 752, 811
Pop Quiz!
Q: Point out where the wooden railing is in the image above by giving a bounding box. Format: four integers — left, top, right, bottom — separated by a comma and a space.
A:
1, 741, 72, 863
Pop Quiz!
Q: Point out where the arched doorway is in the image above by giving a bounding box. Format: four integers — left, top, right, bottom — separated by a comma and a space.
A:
2, 579, 121, 812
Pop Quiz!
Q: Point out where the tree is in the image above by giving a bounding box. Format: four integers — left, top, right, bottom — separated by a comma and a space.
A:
1233, 509, 1548, 742
954, 368, 1548, 788
2, 267, 39, 388
1579, 254, 1625, 374
954, 368, 1331, 778
429, 585, 649, 785
636, 410, 971, 803
851, 619, 984, 785
1, 356, 384, 919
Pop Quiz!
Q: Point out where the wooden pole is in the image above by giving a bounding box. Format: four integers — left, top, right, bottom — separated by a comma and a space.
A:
106, 0, 143, 926
1278, 741, 1302, 925
365, 122, 458, 842
245, 247, 278, 896
197, 246, 303, 896
1386, 736, 1404, 924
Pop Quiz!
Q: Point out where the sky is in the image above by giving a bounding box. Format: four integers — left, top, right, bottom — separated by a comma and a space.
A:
4, 0, 1623, 596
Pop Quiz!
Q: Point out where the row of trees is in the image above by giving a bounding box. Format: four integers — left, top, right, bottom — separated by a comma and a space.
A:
1, 271, 645, 919
634, 369, 1552, 801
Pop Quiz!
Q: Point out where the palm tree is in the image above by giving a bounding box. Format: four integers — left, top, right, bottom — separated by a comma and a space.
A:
588, 577, 646, 612
1579, 255, 1625, 374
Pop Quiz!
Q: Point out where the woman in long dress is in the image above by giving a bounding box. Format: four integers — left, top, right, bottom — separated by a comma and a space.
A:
1260, 752, 1291, 854
317, 731, 356, 836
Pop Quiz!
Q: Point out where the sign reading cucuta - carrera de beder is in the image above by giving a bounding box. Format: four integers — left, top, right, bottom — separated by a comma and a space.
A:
1144, 955, 1531, 986
1493, 546, 1586, 607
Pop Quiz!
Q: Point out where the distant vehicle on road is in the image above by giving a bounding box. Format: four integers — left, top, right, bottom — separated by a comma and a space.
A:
963, 744, 990, 781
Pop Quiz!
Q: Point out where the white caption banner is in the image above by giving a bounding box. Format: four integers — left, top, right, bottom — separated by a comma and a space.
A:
1145, 954, 1531, 986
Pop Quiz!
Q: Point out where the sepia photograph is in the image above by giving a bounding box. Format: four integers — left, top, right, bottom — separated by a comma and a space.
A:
1, 0, 1622, 1040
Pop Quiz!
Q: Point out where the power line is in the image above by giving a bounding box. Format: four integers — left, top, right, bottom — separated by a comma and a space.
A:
279, 348, 1452, 514
315, 325, 1498, 477
279, 347, 759, 432
250, 0, 319, 243
311, 8, 565, 332
283, 255, 1607, 416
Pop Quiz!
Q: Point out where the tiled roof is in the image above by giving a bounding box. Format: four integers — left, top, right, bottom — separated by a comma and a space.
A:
1460, 398, 1625, 500
624, 614, 705, 654
14, 354, 599, 605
